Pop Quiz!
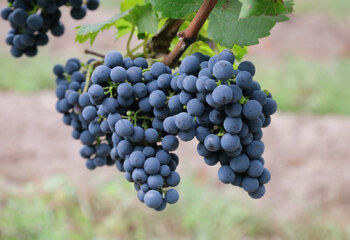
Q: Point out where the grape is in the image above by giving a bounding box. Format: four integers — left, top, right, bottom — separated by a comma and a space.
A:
133, 57, 148, 69
212, 85, 233, 105
196, 76, 208, 92
178, 127, 195, 141
117, 83, 133, 98
223, 117, 243, 134
166, 171, 180, 187
183, 75, 197, 93
217, 50, 235, 64
110, 66, 127, 83
149, 90, 166, 108
187, 98, 205, 116
263, 98, 278, 115
88, 84, 104, 102
168, 95, 183, 114
82, 106, 97, 122
204, 134, 221, 152
204, 79, 216, 92
251, 90, 267, 105
213, 60, 234, 81
236, 71, 253, 89
144, 157, 161, 174
129, 126, 145, 142
198, 68, 212, 79
147, 174, 164, 189
87, 0, 100, 10
104, 51, 123, 68
115, 119, 134, 137
175, 112, 193, 131
26, 14, 43, 30
203, 154, 218, 166
180, 55, 199, 75
1, 7, 12, 20
157, 74, 172, 90
144, 190, 163, 209
117, 140, 133, 158
238, 61, 256, 76
197, 143, 211, 157
129, 151, 146, 168
218, 165, 236, 184
160, 165, 171, 177
165, 189, 179, 204
179, 91, 192, 105
247, 160, 264, 177
242, 177, 260, 193
92, 65, 111, 84
225, 103, 242, 117
143, 146, 155, 158
229, 154, 250, 173
127, 66, 142, 83
246, 140, 265, 159
150, 62, 167, 78
208, 55, 218, 71
132, 168, 148, 184
220, 133, 240, 152
258, 169, 271, 184
242, 100, 262, 120
162, 135, 179, 151
195, 126, 211, 143
209, 109, 225, 125
249, 185, 265, 199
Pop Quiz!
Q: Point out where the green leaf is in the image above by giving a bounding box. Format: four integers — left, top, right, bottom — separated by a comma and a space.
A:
149, 0, 202, 18
233, 45, 248, 62
208, 0, 276, 47
75, 11, 130, 45
239, 0, 287, 19
120, 0, 144, 11
76, 4, 158, 45
126, 4, 158, 35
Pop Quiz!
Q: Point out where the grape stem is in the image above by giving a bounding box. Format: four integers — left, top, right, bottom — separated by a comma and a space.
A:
126, 25, 136, 59
147, 19, 185, 57
163, 0, 219, 67
84, 49, 105, 58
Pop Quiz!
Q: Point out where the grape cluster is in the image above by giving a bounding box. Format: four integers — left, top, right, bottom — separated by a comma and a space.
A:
84, 52, 182, 211
1, 0, 100, 57
54, 49, 276, 211
173, 51, 275, 199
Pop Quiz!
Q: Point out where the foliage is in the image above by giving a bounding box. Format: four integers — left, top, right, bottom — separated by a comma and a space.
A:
76, 0, 294, 59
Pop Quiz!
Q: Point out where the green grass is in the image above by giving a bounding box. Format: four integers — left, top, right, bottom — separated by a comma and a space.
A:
0, 50, 57, 92
253, 56, 350, 115
294, 0, 350, 21
0, 175, 348, 240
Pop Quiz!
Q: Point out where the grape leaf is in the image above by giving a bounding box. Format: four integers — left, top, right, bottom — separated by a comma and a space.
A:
75, 11, 130, 45
121, 0, 145, 11
208, 0, 276, 47
76, 4, 158, 45
126, 4, 158, 35
239, 0, 287, 19
149, 0, 202, 18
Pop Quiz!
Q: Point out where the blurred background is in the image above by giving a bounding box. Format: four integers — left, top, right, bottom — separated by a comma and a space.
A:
0, 0, 350, 239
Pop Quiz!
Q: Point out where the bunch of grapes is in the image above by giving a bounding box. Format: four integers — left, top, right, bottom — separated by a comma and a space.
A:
173, 51, 275, 199
54, 49, 276, 211
1, 0, 100, 57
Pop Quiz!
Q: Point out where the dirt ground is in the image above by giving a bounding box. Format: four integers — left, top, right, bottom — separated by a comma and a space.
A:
0, 92, 350, 221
